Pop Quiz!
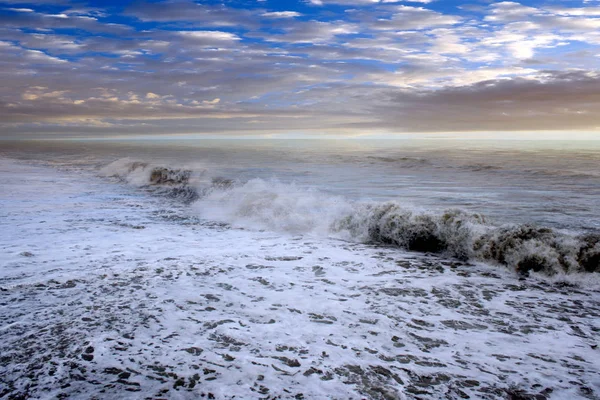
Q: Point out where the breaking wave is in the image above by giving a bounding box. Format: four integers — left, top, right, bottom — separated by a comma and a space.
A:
100, 158, 232, 203
101, 159, 600, 276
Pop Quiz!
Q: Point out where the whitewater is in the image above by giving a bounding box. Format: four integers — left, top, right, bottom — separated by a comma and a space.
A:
1, 139, 599, 399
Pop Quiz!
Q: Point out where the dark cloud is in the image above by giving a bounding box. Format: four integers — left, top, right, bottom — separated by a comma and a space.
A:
369, 71, 600, 132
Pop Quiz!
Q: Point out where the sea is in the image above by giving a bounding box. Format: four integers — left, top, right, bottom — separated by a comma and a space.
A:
1, 139, 599, 399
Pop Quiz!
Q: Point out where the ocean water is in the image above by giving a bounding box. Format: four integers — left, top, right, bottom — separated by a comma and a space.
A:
3, 139, 599, 274
1, 139, 599, 399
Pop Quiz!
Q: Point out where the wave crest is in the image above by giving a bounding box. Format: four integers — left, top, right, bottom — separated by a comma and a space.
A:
333, 205, 485, 261
100, 158, 202, 202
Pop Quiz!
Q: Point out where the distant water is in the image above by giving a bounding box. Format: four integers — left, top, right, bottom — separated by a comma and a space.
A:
1, 139, 599, 275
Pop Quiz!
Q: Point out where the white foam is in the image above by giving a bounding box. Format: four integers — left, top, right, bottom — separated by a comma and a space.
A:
193, 178, 354, 235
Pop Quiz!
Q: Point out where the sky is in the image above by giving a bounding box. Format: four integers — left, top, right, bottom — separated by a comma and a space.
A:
1, 0, 599, 139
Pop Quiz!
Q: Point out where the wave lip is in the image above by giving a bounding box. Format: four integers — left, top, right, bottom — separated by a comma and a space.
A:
341, 205, 599, 275
149, 167, 191, 185
100, 158, 202, 202
578, 234, 600, 272
332, 204, 485, 261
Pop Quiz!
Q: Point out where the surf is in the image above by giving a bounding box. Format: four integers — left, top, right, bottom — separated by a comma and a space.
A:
101, 158, 600, 276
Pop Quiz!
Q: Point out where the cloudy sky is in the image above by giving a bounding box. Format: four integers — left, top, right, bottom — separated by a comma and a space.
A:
1, 0, 600, 138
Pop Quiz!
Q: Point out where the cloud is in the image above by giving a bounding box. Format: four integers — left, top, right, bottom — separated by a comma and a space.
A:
368, 6, 461, 30
485, 2, 538, 22
1, 0, 600, 136
177, 31, 240, 42
0, 8, 131, 34
21, 87, 69, 101
261, 11, 302, 18
6, 8, 34, 12
370, 66, 539, 88
261, 21, 359, 43
328, 0, 371, 4
367, 71, 600, 132
126, 0, 256, 28
305, 0, 422, 5
24, 49, 68, 63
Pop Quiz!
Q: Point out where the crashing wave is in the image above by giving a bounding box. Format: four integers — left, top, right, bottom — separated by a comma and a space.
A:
100, 159, 202, 203
473, 225, 580, 275
192, 179, 599, 276
577, 234, 600, 272
100, 159, 600, 276
332, 204, 598, 275
332, 205, 485, 261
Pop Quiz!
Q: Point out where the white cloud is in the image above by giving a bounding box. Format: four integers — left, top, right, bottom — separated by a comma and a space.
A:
549, 6, 600, 16
371, 66, 539, 88
7, 8, 34, 12
25, 49, 67, 63
178, 31, 240, 41
45, 13, 69, 19
265, 21, 359, 43
371, 6, 461, 30
429, 29, 469, 54
261, 11, 302, 18
485, 2, 538, 22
